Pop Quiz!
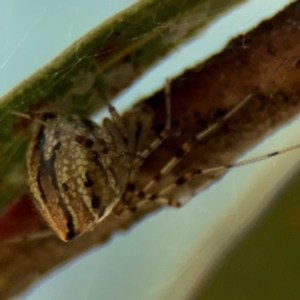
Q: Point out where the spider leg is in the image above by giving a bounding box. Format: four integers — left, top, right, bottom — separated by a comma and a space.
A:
140, 87, 259, 195
102, 79, 172, 161
130, 141, 300, 210
102, 118, 128, 153
106, 103, 129, 139
132, 79, 172, 168
113, 80, 172, 214
115, 87, 259, 214
124, 80, 173, 185
99, 97, 140, 155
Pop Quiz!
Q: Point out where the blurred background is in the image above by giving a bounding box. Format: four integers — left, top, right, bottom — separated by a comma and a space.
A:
1, 0, 299, 299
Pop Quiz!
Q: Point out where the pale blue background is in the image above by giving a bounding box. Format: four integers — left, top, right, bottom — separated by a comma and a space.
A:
0, 1, 297, 300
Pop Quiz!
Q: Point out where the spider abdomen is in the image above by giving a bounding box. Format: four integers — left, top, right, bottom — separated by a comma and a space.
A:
26, 113, 130, 241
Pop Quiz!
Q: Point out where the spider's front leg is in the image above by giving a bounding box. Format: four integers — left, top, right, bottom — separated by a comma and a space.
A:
120, 87, 258, 212
112, 81, 173, 215
112, 104, 168, 215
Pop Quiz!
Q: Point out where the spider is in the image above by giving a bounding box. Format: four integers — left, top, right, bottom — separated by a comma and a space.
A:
7, 82, 299, 242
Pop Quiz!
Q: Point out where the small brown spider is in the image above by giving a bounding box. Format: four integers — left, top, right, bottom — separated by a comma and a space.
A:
9, 83, 298, 242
